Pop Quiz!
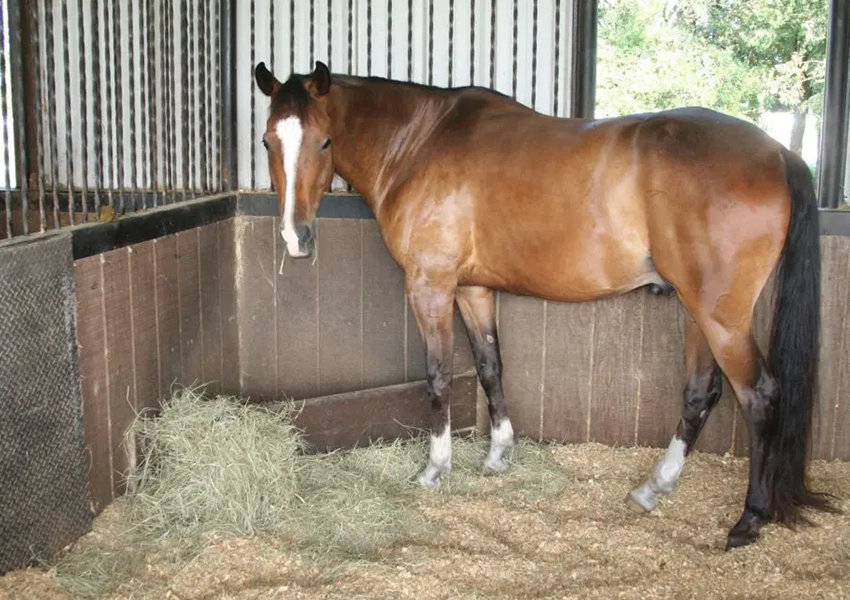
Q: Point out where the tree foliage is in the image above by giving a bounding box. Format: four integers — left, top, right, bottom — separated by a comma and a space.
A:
596, 0, 827, 130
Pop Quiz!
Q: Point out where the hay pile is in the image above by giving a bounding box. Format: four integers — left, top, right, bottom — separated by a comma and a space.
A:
41, 388, 570, 599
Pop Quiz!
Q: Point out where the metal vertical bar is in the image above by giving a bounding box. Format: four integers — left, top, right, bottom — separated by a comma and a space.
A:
489, 0, 495, 88
219, 0, 237, 191
104, 0, 116, 208
270, 0, 275, 69
92, 0, 103, 211
129, 0, 139, 206
167, 0, 176, 200
189, 0, 196, 194
469, 0, 474, 85
292, 0, 297, 72
181, 0, 190, 198
45, 0, 61, 227
310, 0, 316, 65
366, 0, 371, 75
448, 0, 454, 86
28, 0, 44, 233
328, 0, 332, 69
200, 0, 209, 192
407, 0, 412, 81
554, 0, 561, 116
114, 0, 126, 211
249, 0, 255, 189
818, 0, 849, 208
139, 0, 150, 204
214, 0, 222, 191
511, 0, 517, 99
531, 0, 537, 109
387, 0, 392, 77
428, 0, 433, 85
78, 0, 89, 220
14, 0, 37, 197
570, 0, 597, 119
1, 0, 12, 236
149, 0, 160, 204
347, 0, 352, 74
61, 0, 75, 223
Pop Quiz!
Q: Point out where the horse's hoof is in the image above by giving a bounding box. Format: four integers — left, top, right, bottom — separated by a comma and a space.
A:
417, 469, 442, 490
484, 455, 510, 474
625, 490, 653, 513
725, 527, 760, 550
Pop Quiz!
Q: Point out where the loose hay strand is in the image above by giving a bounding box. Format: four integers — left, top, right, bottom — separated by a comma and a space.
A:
45, 388, 570, 597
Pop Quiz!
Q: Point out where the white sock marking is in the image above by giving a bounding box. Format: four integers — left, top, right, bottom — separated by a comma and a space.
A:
418, 425, 452, 488
630, 436, 688, 511
485, 418, 514, 472
275, 117, 304, 257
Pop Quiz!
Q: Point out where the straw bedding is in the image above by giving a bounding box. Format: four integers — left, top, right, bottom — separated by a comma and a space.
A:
1, 388, 848, 600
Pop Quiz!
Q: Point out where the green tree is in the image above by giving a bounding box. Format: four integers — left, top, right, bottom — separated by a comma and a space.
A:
676, 0, 827, 153
596, 0, 764, 121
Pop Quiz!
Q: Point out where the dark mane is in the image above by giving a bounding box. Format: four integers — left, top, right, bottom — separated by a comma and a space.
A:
332, 73, 514, 100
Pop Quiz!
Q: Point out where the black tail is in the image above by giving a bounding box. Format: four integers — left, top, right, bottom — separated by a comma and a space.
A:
766, 148, 834, 524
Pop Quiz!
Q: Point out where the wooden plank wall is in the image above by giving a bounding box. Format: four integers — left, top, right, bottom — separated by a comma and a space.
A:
75, 221, 850, 516
499, 236, 850, 462
234, 216, 475, 402
73, 220, 239, 513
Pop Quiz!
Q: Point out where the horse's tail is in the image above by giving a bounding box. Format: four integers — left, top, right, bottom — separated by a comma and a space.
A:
766, 147, 834, 524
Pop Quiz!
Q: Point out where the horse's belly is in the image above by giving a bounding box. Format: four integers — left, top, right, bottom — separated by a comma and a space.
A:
465, 241, 652, 303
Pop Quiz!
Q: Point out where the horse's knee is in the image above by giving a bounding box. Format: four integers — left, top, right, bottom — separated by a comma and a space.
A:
476, 356, 501, 387
683, 364, 722, 418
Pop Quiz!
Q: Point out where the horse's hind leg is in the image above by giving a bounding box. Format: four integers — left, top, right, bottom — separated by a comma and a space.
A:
681, 298, 777, 548
627, 316, 723, 512
456, 286, 514, 472
407, 271, 457, 489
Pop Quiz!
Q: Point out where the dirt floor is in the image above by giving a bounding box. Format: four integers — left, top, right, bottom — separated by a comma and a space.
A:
3, 443, 850, 600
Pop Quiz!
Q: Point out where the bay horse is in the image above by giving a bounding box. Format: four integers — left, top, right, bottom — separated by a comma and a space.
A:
254, 60, 834, 549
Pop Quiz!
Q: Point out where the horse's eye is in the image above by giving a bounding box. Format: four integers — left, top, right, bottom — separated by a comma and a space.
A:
262, 138, 269, 150
321, 138, 332, 151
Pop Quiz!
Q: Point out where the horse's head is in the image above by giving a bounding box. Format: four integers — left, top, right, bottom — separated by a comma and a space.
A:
254, 61, 334, 258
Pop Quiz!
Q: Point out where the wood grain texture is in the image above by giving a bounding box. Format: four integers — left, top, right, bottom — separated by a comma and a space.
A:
235, 217, 277, 401
128, 241, 160, 413
274, 216, 321, 399
635, 294, 686, 448
177, 231, 203, 386
498, 293, 545, 440
541, 300, 596, 443
317, 219, 363, 396
827, 238, 850, 460
361, 220, 407, 388
218, 219, 240, 395
816, 237, 849, 460
101, 248, 135, 497
73, 256, 112, 512
154, 235, 183, 397
198, 224, 223, 394
281, 375, 479, 453
588, 293, 644, 447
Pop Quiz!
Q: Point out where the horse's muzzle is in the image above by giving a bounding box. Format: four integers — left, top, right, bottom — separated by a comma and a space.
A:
285, 221, 315, 258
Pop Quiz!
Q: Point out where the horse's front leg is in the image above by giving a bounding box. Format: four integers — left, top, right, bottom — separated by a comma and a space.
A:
407, 272, 457, 489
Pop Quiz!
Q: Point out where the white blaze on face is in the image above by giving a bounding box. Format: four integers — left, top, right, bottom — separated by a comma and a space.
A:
275, 116, 304, 256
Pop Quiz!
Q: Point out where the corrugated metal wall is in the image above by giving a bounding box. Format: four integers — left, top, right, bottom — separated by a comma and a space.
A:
237, 0, 575, 190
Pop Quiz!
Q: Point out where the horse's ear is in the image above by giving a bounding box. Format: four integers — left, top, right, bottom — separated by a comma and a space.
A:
255, 62, 280, 97
312, 61, 331, 96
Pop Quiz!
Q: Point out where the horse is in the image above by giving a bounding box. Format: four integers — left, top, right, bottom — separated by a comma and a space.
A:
253, 60, 835, 549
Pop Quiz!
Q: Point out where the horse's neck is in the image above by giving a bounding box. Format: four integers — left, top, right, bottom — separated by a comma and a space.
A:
329, 80, 455, 216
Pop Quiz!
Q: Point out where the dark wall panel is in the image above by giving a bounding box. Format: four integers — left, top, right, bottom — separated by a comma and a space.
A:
0, 234, 92, 574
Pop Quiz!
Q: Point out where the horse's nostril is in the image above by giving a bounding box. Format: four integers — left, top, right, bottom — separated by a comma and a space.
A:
295, 223, 313, 245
